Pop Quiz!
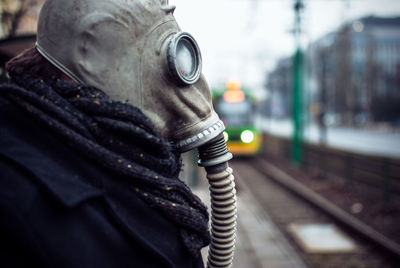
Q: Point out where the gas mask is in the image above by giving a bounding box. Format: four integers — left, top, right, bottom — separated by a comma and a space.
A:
37, 0, 236, 267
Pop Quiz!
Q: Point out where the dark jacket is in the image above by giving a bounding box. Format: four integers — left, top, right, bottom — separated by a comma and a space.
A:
0, 97, 204, 267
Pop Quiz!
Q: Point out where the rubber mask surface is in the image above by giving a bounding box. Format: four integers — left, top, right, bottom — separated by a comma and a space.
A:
36, 0, 222, 151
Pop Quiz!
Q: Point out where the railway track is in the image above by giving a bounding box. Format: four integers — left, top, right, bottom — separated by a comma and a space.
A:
231, 157, 399, 268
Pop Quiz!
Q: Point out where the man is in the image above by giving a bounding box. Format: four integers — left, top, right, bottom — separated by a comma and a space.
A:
0, 0, 222, 267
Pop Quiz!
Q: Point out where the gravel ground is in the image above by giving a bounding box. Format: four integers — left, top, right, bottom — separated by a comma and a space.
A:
268, 158, 400, 246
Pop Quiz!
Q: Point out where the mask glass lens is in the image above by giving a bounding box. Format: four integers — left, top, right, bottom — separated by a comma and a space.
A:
166, 32, 202, 85
176, 39, 196, 78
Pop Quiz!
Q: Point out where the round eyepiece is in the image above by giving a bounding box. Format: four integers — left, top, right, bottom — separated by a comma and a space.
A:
166, 32, 202, 85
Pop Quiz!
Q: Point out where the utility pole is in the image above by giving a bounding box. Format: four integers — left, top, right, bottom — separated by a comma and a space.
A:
291, 0, 304, 165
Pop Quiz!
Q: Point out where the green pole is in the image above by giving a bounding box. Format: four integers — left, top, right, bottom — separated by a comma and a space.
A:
291, 0, 304, 165
292, 48, 303, 164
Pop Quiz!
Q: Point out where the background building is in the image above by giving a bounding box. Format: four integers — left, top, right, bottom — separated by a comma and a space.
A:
264, 57, 293, 118
307, 16, 400, 126
266, 15, 400, 127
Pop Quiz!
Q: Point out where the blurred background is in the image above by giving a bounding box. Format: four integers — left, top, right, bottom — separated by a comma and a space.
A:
1, 0, 399, 267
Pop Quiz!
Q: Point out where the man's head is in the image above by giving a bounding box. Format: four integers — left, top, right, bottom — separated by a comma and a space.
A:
35, 0, 222, 151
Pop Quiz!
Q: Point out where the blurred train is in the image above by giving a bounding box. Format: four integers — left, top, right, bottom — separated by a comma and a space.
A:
212, 79, 262, 155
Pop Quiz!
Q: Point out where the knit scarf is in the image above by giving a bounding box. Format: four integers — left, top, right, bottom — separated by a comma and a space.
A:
0, 73, 210, 257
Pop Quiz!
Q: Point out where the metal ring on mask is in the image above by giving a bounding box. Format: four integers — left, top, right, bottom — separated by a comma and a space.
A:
166, 32, 202, 86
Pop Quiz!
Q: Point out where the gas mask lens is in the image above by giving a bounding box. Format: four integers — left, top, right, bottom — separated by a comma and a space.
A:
167, 32, 202, 86
176, 39, 196, 78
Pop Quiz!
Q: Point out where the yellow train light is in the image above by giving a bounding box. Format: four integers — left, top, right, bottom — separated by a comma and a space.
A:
225, 78, 242, 91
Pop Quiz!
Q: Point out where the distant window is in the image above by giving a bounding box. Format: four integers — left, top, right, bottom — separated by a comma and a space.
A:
216, 98, 253, 126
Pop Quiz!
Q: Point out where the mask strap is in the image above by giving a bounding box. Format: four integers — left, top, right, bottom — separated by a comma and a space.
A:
35, 42, 84, 83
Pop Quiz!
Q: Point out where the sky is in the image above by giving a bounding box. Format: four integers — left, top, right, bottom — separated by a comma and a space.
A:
169, 0, 400, 92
